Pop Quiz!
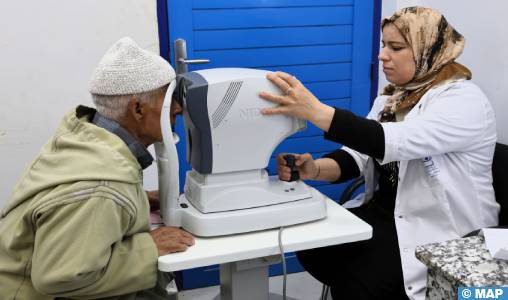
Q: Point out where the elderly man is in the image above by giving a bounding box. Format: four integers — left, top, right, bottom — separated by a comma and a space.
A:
0, 37, 194, 299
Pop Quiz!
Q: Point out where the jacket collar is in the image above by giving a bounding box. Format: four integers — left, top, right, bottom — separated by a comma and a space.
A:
77, 105, 154, 169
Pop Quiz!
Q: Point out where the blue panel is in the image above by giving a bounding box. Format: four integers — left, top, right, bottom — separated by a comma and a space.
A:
308, 180, 332, 188
165, 0, 379, 290
194, 25, 352, 50
193, 0, 353, 9
350, 0, 375, 117
156, 0, 170, 61
181, 265, 220, 290
258, 63, 351, 83
269, 254, 304, 276
370, 0, 382, 103
193, 7, 353, 30
307, 81, 351, 100
167, 0, 194, 66
194, 44, 352, 69
272, 136, 339, 154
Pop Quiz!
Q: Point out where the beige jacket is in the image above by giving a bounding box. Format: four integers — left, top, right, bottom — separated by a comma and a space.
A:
0, 107, 159, 299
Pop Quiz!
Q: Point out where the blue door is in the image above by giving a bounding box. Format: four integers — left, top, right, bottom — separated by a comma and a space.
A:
160, 0, 380, 290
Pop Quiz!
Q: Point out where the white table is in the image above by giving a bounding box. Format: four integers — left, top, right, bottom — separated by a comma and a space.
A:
158, 198, 372, 300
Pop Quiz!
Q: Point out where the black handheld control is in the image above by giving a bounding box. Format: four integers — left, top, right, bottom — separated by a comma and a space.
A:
283, 154, 300, 182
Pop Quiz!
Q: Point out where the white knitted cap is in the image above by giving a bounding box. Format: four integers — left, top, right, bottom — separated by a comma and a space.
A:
89, 37, 175, 95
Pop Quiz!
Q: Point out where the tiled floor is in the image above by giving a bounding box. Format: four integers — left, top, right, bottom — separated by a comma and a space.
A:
177, 271, 326, 300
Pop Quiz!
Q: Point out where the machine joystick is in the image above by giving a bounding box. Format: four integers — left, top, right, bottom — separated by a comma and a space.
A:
283, 154, 300, 182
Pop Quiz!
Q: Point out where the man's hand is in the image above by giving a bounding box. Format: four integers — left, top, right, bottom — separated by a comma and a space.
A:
149, 226, 194, 256
146, 190, 160, 211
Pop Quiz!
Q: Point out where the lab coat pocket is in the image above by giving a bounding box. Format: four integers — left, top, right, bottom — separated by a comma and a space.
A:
401, 161, 453, 230
402, 183, 446, 222
399, 161, 436, 214
428, 182, 460, 236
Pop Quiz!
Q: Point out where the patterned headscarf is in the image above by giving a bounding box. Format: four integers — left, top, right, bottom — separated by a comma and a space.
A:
379, 7, 472, 122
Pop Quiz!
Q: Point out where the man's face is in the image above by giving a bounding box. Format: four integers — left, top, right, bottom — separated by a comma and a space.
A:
170, 95, 183, 127
139, 87, 183, 145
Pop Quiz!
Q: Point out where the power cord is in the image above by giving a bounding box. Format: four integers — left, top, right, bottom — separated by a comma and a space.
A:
278, 226, 287, 300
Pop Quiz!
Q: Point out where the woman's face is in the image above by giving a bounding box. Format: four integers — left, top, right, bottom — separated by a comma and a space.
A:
379, 23, 416, 85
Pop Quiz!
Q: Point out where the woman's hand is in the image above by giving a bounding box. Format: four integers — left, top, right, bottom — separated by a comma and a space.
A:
277, 153, 319, 181
259, 71, 335, 132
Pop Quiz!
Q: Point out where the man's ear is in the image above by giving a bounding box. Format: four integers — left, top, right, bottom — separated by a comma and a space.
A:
127, 96, 143, 121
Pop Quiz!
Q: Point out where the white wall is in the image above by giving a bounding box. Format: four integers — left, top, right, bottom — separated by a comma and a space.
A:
379, 1, 508, 144
0, 0, 160, 207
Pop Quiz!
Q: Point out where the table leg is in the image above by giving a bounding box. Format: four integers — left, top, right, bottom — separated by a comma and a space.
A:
220, 255, 280, 300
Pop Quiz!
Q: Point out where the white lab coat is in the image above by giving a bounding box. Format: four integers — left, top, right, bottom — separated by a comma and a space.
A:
341, 80, 498, 300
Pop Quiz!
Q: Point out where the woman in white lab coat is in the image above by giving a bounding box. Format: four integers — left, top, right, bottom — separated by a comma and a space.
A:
260, 7, 498, 300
